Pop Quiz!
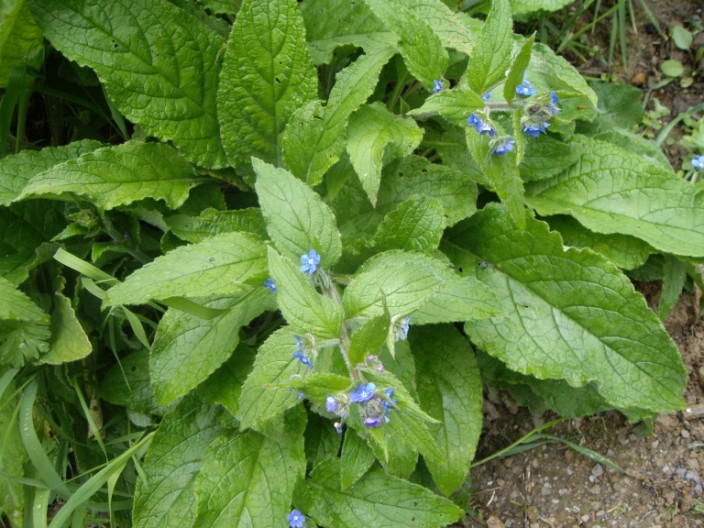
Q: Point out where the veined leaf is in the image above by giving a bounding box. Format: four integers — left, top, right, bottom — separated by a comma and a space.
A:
347, 102, 423, 206
446, 204, 687, 413
504, 33, 534, 103
132, 399, 223, 528
404, 0, 479, 56
362, 0, 448, 88
0, 140, 103, 206
0, 0, 43, 88
104, 232, 267, 306
0, 375, 24, 523
19, 142, 203, 210
371, 196, 445, 254
408, 88, 485, 126
529, 43, 598, 107
151, 288, 274, 406
236, 327, 307, 432
255, 159, 342, 266
40, 292, 92, 365
0, 276, 50, 367
267, 248, 344, 339
525, 137, 704, 257
218, 0, 317, 167
467, 0, 512, 94
305, 459, 463, 528
194, 412, 305, 528
99, 350, 160, 415
166, 208, 267, 243
340, 431, 376, 490
347, 315, 390, 365
510, 0, 574, 15
27, 0, 226, 168
343, 251, 446, 319
519, 135, 584, 182
283, 47, 394, 186
411, 325, 482, 496
198, 344, 257, 418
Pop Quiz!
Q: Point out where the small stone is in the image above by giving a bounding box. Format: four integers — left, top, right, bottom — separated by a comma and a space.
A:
541, 483, 552, 496
566, 468, 574, 476
592, 463, 604, 478
486, 516, 505, 528
663, 465, 671, 474
682, 429, 691, 439
596, 510, 606, 518
559, 488, 568, 496
631, 72, 647, 86
526, 506, 540, 522
581, 514, 591, 523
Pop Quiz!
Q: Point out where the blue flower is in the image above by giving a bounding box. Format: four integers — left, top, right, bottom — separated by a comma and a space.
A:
364, 415, 383, 428
383, 388, 397, 417
292, 337, 312, 369
263, 278, 276, 293
693, 155, 704, 170
300, 249, 320, 275
482, 92, 491, 102
549, 91, 560, 114
516, 80, 537, 97
432, 79, 443, 93
326, 395, 338, 412
287, 509, 306, 528
349, 382, 376, 403
467, 114, 496, 137
523, 122, 549, 137
394, 316, 411, 341
493, 137, 516, 155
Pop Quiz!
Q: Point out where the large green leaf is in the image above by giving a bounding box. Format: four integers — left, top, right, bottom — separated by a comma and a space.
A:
445, 204, 687, 414
362, 0, 448, 88
150, 288, 274, 406
18, 142, 203, 210
0, 140, 103, 206
166, 208, 267, 243
197, 344, 257, 418
27, 0, 226, 168
104, 232, 267, 306
510, 0, 574, 15
282, 47, 394, 186
132, 398, 223, 528
267, 248, 343, 339
217, 0, 317, 167
254, 159, 342, 266
370, 196, 445, 254
0, 0, 43, 87
0, 276, 49, 367
99, 350, 160, 415
410, 325, 482, 496
525, 137, 704, 257
340, 431, 376, 490
408, 88, 485, 126
347, 103, 423, 206
467, 0, 512, 94
529, 43, 598, 107
403, 0, 478, 56
194, 411, 305, 528
0, 374, 24, 524
40, 292, 92, 365
236, 327, 307, 431
304, 459, 463, 527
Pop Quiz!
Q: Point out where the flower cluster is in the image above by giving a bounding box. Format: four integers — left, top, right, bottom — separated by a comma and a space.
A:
326, 382, 397, 430
522, 91, 560, 137
467, 113, 496, 137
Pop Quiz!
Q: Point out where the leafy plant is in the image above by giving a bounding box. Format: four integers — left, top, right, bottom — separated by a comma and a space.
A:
0, 0, 700, 526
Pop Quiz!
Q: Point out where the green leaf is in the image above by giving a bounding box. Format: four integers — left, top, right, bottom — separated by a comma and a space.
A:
348, 315, 390, 365
198, 344, 257, 418
378, 155, 477, 226
194, 413, 305, 528
305, 413, 343, 470
166, 208, 267, 243
410, 325, 482, 496
291, 373, 352, 403
659, 255, 687, 321
519, 135, 584, 182
403, 0, 479, 56
503, 33, 534, 103
0, 0, 43, 88
40, 292, 92, 365
340, 431, 376, 490
446, 204, 687, 413
408, 88, 485, 126
529, 43, 598, 107
267, 247, 344, 339
255, 158, 342, 265
671, 26, 693, 50
371, 196, 446, 253
525, 137, 704, 257
217, 0, 317, 167
0, 372, 24, 524
306, 459, 463, 528
27, 0, 226, 168
547, 215, 653, 270
18, 142, 202, 210
467, 0, 512, 94
661, 59, 684, 77
0, 276, 50, 367
343, 251, 447, 319
132, 398, 223, 528
347, 103, 424, 206
104, 232, 267, 306
361, 0, 448, 88
151, 288, 274, 406
509, 0, 573, 14
99, 350, 160, 415
0, 140, 103, 206
282, 47, 394, 185
236, 327, 307, 431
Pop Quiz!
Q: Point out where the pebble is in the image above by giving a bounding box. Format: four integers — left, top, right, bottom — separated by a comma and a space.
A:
596, 510, 606, 518
541, 483, 552, 496
592, 463, 604, 478
581, 514, 591, 523
486, 516, 505, 528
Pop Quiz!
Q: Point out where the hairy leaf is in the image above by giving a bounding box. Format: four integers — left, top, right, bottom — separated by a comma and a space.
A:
0, 276, 50, 367
504, 33, 534, 103
99, 350, 159, 415
510, 0, 575, 15
40, 292, 91, 365
371, 196, 445, 254
467, 0, 512, 94
446, 204, 687, 413
104, 232, 267, 306
166, 208, 267, 243
0, 0, 43, 87
408, 88, 485, 126
218, 0, 317, 167
198, 345, 257, 418
340, 431, 376, 490
28, 0, 226, 167
19, 142, 202, 210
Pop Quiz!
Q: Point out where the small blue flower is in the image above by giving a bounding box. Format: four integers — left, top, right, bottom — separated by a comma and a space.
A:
293, 337, 312, 369
432, 79, 443, 93
394, 316, 411, 341
364, 415, 383, 428
349, 382, 376, 403
264, 278, 276, 293
549, 91, 560, 114
493, 137, 516, 155
466, 114, 496, 137
287, 509, 306, 528
523, 122, 549, 137
516, 80, 537, 97
326, 395, 338, 413
300, 249, 321, 275
383, 388, 397, 417
482, 92, 491, 102
693, 155, 704, 170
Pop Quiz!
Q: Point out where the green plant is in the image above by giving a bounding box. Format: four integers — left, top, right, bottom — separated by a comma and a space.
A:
0, 0, 701, 526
